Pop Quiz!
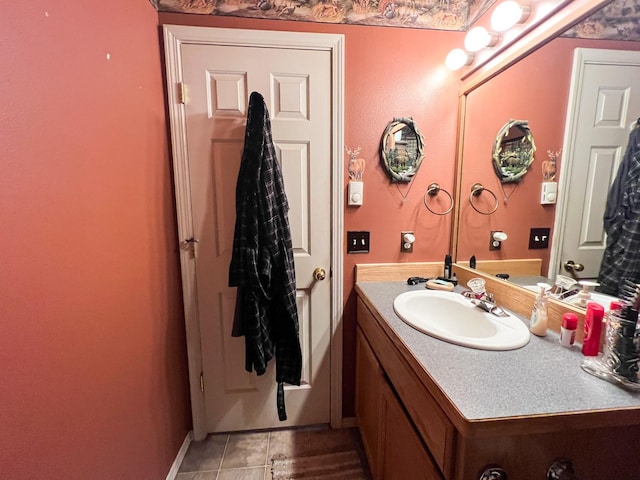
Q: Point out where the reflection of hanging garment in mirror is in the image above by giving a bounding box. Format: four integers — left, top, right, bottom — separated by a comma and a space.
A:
598, 122, 640, 296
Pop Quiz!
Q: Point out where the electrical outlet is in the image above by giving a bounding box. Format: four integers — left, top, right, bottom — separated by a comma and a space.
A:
529, 228, 550, 249
489, 231, 501, 251
401, 231, 414, 253
347, 231, 370, 253
490, 231, 508, 251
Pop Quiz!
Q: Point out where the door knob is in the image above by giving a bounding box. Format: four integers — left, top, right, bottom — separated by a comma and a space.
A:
313, 267, 327, 281
563, 260, 584, 272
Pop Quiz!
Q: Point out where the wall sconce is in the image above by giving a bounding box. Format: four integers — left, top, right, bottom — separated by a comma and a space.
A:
445, 48, 474, 71
491, 1, 530, 32
464, 26, 498, 53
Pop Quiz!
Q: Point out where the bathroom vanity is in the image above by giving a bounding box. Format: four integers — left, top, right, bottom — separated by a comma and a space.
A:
355, 280, 640, 480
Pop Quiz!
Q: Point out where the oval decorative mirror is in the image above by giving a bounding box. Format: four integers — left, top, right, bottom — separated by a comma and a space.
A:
381, 117, 425, 183
492, 119, 536, 183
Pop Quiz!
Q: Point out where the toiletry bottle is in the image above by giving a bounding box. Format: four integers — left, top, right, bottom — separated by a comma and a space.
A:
444, 254, 452, 279
582, 302, 605, 356
530, 284, 549, 337
559, 313, 578, 347
575, 283, 591, 308
573, 281, 599, 307
604, 300, 625, 360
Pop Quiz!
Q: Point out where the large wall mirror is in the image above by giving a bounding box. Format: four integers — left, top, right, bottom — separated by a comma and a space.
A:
453, 0, 640, 306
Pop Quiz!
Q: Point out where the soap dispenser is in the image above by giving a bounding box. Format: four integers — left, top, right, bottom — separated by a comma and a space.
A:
573, 280, 599, 308
530, 283, 550, 337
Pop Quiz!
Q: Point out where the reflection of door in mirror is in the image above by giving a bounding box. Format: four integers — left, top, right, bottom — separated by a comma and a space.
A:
456, 36, 640, 279
552, 48, 640, 296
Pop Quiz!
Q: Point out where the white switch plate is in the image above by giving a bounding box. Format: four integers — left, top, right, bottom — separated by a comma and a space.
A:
348, 181, 363, 206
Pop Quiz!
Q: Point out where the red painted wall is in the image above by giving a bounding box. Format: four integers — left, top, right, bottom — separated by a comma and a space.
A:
159, 13, 463, 417
457, 37, 640, 276
1, 3, 191, 479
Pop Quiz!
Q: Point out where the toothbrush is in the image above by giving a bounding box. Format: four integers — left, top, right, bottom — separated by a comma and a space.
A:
620, 280, 640, 309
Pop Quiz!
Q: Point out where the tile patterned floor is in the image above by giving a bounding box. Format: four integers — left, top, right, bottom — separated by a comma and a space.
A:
176, 425, 370, 480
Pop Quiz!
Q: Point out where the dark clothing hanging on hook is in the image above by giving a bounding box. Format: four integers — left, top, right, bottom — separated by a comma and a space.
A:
228, 91, 302, 421
603, 122, 640, 230
598, 123, 640, 296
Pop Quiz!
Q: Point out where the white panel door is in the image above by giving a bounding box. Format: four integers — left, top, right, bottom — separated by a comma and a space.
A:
554, 49, 640, 280
172, 32, 336, 433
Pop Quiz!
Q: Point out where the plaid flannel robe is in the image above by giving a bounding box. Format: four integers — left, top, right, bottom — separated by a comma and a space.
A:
229, 92, 302, 420
599, 125, 640, 297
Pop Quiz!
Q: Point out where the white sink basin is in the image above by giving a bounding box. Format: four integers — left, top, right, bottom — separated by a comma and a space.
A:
393, 290, 530, 351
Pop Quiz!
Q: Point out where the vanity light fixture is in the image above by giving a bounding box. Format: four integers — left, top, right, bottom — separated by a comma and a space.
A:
464, 26, 498, 53
445, 48, 474, 71
445, 0, 530, 70
491, 0, 530, 32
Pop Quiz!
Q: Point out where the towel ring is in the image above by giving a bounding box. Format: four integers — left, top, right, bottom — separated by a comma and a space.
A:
469, 183, 498, 215
423, 183, 454, 215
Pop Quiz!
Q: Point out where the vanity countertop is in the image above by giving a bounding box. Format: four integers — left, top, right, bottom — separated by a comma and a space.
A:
356, 281, 640, 422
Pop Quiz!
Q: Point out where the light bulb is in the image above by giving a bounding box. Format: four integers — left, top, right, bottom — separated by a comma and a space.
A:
445, 48, 473, 71
464, 26, 497, 53
491, 1, 530, 32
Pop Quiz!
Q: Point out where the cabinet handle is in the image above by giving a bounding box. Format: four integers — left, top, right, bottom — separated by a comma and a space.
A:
478, 466, 507, 480
547, 458, 578, 480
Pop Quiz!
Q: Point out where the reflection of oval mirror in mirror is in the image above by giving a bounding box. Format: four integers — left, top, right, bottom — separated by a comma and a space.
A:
381, 117, 425, 183
492, 120, 536, 183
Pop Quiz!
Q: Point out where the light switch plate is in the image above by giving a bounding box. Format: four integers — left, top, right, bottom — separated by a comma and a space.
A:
347, 231, 370, 253
529, 228, 550, 249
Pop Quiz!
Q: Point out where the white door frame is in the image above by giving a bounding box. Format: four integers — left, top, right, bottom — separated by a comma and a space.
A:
551, 48, 640, 278
163, 25, 345, 440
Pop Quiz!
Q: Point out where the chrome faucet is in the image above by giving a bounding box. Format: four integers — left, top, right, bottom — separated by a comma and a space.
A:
463, 277, 507, 316
471, 298, 509, 317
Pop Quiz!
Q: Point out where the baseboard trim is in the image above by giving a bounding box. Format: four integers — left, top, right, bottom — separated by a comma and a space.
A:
341, 416, 358, 428
165, 431, 193, 480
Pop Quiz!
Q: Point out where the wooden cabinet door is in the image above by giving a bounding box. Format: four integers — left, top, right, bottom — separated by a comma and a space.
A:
380, 378, 443, 480
355, 327, 383, 478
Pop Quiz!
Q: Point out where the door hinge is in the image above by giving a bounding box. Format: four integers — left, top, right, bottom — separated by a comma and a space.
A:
177, 82, 185, 104
180, 237, 199, 259
200, 372, 204, 393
